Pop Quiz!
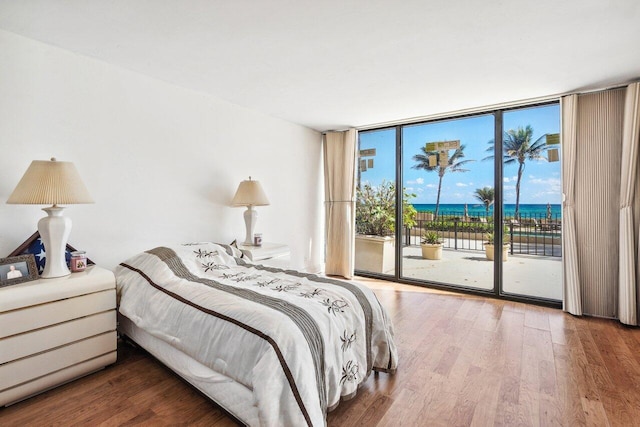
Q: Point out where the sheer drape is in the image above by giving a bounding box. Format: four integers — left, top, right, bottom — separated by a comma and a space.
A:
323, 129, 357, 278
561, 94, 583, 315
618, 82, 640, 326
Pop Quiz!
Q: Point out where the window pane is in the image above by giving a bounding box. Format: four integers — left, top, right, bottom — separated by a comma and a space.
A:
355, 128, 397, 276
401, 114, 495, 291
502, 104, 562, 300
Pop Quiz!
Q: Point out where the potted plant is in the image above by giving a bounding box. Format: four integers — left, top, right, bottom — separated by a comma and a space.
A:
484, 228, 510, 261
355, 181, 417, 274
420, 230, 443, 260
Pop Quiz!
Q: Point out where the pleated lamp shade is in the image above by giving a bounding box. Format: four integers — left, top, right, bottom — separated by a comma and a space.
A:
231, 177, 270, 207
7, 158, 94, 205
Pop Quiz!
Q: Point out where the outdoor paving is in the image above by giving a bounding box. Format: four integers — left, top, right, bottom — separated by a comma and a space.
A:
401, 245, 562, 300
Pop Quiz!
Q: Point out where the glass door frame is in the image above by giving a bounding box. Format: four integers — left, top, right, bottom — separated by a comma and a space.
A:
356, 104, 562, 309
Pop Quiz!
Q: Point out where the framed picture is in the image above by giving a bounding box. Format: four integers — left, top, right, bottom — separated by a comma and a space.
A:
0, 254, 39, 287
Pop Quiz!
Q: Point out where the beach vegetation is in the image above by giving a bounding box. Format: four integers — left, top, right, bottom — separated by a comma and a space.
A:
484, 125, 548, 219
356, 180, 417, 236
423, 220, 492, 234
473, 187, 495, 216
412, 144, 473, 219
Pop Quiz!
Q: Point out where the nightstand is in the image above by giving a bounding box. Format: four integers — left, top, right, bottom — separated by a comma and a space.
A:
0, 265, 117, 406
239, 242, 291, 269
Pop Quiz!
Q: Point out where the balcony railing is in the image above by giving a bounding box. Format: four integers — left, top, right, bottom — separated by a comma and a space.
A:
403, 211, 562, 257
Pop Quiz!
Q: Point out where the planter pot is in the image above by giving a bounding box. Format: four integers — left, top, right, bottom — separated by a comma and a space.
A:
420, 243, 443, 260
355, 235, 395, 274
484, 243, 510, 261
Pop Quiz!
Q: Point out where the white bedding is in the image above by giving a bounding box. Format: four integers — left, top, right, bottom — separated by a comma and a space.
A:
118, 314, 260, 425
115, 243, 398, 427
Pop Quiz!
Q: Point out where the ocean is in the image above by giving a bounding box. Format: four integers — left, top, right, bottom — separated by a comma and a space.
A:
412, 203, 561, 218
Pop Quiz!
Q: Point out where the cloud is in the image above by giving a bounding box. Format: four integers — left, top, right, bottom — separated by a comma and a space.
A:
456, 182, 468, 187
425, 183, 437, 189
406, 186, 424, 195
528, 177, 561, 192
504, 177, 510, 183
532, 190, 561, 197
406, 177, 424, 185
529, 177, 559, 185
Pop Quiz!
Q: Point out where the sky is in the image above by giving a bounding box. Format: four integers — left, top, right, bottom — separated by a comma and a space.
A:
358, 103, 561, 205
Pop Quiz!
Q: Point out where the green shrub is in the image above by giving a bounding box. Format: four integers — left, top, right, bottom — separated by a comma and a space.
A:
421, 230, 442, 245
356, 180, 417, 236
422, 221, 493, 234
485, 226, 510, 244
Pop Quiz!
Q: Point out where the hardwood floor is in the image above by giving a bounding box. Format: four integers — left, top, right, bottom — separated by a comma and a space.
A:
2, 279, 639, 426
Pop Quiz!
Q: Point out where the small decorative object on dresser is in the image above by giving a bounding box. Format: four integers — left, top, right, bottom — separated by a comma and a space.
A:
0, 255, 38, 287
0, 265, 117, 406
9, 231, 94, 275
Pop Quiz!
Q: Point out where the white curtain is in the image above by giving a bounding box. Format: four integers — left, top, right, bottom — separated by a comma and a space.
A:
323, 129, 357, 278
561, 95, 583, 315
618, 82, 640, 326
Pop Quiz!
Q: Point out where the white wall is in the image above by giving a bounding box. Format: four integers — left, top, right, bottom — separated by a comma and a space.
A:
0, 30, 324, 272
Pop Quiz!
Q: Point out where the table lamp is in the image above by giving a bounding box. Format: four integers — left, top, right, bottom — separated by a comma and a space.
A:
7, 158, 94, 278
231, 176, 269, 245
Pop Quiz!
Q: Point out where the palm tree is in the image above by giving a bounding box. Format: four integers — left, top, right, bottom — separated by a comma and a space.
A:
474, 187, 494, 217
485, 125, 547, 219
413, 144, 473, 219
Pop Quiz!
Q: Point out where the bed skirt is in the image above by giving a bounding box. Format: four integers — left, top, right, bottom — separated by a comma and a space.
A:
118, 314, 258, 426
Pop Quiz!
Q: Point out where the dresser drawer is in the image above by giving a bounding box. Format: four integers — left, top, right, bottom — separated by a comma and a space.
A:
0, 289, 116, 339
0, 331, 116, 391
0, 351, 116, 407
0, 310, 116, 364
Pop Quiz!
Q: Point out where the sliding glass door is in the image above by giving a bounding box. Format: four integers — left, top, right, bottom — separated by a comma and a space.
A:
355, 102, 562, 304
501, 104, 562, 300
400, 114, 495, 291
355, 128, 397, 277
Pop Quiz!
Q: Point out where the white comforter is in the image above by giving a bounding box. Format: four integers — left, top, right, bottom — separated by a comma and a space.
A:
115, 243, 397, 427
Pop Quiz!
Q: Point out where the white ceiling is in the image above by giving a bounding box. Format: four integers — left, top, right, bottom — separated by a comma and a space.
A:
1, 0, 639, 131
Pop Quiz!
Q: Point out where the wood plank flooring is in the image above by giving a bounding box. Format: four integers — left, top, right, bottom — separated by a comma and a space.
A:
2, 278, 639, 426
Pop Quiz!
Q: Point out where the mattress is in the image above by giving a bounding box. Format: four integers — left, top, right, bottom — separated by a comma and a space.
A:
115, 242, 398, 426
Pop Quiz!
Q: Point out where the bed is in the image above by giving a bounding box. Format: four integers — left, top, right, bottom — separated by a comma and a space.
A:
115, 242, 398, 426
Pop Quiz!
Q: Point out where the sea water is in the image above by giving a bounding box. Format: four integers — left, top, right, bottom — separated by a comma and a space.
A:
412, 203, 561, 218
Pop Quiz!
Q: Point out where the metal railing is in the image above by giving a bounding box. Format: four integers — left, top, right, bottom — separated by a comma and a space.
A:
403, 211, 562, 257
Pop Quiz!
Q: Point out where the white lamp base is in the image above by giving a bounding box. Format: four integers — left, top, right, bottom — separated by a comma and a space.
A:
39, 205, 72, 278
243, 206, 258, 246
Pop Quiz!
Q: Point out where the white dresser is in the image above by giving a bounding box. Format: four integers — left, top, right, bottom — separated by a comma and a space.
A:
239, 242, 291, 269
0, 265, 117, 406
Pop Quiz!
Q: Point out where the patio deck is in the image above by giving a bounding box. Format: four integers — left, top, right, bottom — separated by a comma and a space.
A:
400, 245, 562, 300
